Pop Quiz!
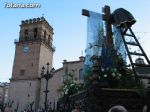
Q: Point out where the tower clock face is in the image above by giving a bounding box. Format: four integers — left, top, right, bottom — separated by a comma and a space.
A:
23, 46, 29, 53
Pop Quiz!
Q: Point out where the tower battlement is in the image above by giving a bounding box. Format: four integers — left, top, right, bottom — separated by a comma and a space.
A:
15, 17, 55, 52
20, 17, 53, 32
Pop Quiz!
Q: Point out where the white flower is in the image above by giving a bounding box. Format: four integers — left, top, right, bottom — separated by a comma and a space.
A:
70, 84, 74, 87
101, 68, 104, 72
64, 85, 67, 88
99, 76, 101, 79
106, 67, 109, 70
104, 74, 107, 78
118, 73, 122, 77
112, 73, 116, 77
64, 89, 69, 95
113, 68, 117, 72
63, 86, 67, 91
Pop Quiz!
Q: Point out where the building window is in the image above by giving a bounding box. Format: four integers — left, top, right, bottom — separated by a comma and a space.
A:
63, 75, 67, 82
29, 82, 31, 87
60, 76, 63, 82
79, 69, 84, 80
34, 28, 38, 39
31, 63, 33, 67
24, 29, 28, 40
48, 35, 50, 45
20, 69, 25, 76
27, 94, 30, 97
44, 31, 47, 41
61, 75, 67, 82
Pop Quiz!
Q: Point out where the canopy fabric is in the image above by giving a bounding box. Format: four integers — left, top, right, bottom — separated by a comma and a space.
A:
112, 8, 136, 28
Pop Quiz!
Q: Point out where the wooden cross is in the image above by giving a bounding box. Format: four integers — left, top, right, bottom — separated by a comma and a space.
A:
82, 5, 113, 48
102, 5, 113, 48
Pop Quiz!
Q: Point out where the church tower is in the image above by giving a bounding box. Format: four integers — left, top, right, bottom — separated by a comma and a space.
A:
9, 17, 55, 111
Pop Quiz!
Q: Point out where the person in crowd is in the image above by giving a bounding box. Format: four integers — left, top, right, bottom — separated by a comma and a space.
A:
108, 105, 128, 112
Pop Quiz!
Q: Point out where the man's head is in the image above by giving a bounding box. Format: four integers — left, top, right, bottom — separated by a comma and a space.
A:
108, 105, 128, 112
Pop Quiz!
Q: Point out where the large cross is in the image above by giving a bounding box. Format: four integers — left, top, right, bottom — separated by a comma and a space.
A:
82, 5, 113, 48
102, 5, 113, 48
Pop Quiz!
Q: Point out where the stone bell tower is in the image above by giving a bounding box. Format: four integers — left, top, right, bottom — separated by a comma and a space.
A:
8, 17, 55, 111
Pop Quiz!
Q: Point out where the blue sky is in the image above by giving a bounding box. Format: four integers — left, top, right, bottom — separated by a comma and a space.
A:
0, 0, 150, 82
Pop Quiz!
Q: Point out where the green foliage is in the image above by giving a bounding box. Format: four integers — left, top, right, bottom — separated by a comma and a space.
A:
84, 67, 93, 88
58, 73, 84, 100
84, 54, 145, 89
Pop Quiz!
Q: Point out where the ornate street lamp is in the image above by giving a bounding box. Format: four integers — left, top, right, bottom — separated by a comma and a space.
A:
41, 62, 55, 112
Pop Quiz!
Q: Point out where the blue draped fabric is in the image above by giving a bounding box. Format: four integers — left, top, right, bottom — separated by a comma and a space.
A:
84, 11, 127, 75
113, 26, 127, 63
101, 26, 126, 68
101, 47, 114, 69
84, 11, 103, 69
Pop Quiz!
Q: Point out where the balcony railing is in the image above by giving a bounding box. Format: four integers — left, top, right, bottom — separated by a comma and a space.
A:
14, 38, 56, 52
14, 39, 19, 43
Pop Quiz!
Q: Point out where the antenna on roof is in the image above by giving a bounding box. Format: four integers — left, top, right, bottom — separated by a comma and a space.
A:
42, 13, 44, 17
81, 50, 83, 56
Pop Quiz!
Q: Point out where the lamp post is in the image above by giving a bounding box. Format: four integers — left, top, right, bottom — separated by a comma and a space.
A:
41, 62, 55, 112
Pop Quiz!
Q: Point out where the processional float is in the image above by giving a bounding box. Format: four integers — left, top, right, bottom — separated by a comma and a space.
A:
83, 5, 150, 87
57, 5, 150, 112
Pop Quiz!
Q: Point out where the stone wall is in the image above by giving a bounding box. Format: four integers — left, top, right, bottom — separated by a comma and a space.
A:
8, 79, 40, 112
